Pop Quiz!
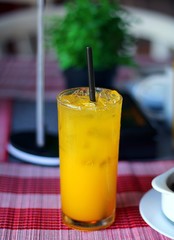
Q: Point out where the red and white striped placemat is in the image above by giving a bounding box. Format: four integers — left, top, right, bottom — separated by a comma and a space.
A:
0, 57, 65, 101
0, 160, 173, 239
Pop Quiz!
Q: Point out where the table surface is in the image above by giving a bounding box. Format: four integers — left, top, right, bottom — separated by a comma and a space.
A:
0, 56, 173, 239
0, 160, 173, 240
0, 57, 66, 101
0, 56, 145, 101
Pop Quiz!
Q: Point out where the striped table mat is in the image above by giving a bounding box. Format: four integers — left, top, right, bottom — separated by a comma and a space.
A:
0, 56, 170, 101
0, 160, 173, 240
0, 57, 65, 101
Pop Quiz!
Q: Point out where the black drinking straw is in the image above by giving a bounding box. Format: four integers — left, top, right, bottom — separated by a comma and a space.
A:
86, 46, 96, 102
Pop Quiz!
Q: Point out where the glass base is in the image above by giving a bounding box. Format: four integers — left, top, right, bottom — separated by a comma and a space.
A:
62, 212, 115, 231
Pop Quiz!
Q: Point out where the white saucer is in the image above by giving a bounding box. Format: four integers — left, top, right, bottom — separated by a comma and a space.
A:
139, 189, 174, 239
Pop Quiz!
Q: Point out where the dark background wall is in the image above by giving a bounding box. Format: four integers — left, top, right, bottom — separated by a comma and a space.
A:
0, 0, 174, 16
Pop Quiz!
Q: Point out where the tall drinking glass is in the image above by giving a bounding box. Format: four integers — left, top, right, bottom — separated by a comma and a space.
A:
57, 87, 122, 231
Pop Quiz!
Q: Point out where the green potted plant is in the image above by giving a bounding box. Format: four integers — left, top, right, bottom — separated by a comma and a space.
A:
46, 0, 135, 89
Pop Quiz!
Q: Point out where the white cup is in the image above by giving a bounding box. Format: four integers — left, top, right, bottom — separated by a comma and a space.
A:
152, 168, 174, 222
163, 67, 173, 127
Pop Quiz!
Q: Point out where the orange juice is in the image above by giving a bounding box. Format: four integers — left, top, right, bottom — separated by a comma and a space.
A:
57, 87, 122, 230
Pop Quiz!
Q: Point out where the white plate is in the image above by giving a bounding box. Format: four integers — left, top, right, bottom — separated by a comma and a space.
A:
139, 189, 174, 239
132, 75, 166, 108
8, 143, 60, 166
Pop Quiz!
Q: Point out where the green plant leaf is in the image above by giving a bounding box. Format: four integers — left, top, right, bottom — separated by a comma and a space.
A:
46, 0, 136, 70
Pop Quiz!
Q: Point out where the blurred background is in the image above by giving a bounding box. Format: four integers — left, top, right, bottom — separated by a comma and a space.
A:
0, 0, 174, 163
0, 0, 174, 57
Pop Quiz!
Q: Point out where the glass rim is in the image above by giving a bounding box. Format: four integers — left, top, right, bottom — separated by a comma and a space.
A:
57, 87, 123, 108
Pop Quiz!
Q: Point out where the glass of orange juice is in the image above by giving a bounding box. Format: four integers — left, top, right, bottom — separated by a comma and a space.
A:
57, 87, 122, 231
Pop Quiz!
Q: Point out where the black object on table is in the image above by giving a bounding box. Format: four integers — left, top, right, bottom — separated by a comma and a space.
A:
119, 91, 158, 160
